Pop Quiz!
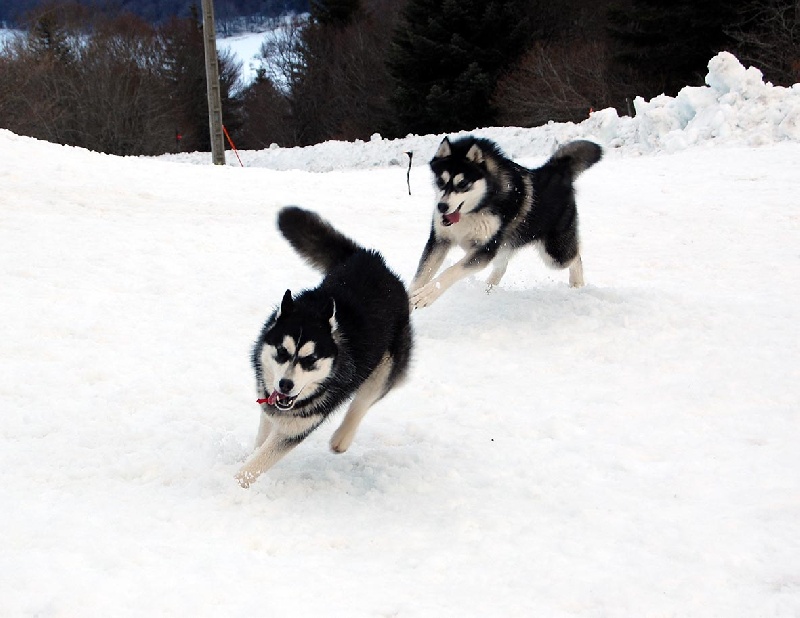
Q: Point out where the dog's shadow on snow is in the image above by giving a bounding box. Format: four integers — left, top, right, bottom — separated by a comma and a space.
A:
410, 279, 656, 341
225, 282, 676, 497
234, 437, 432, 499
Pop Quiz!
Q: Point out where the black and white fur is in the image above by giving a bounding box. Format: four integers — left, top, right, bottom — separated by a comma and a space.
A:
409, 136, 603, 309
236, 207, 413, 487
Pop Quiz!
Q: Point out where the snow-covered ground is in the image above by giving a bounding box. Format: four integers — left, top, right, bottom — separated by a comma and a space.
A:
1, 53, 799, 617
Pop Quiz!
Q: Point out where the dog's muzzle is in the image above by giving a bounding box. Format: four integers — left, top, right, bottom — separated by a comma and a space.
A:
260, 390, 297, 411
440, 203, 462, 226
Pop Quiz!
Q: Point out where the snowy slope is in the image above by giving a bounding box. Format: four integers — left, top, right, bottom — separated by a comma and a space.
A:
217, 16, 304, 88
1, 53, 799, 617
218, 28, 272, 86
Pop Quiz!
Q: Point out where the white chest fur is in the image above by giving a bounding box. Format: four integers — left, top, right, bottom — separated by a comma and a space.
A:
435, 210, 501, 250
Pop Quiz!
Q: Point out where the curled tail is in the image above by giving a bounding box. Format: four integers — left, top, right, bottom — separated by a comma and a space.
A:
549, 140, 603, 177
277, 206, 361, 274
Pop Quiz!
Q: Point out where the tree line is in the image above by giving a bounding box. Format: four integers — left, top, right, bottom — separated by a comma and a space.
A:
0, 2, 243, 155
1, 0, 797, 156
0, 0, 310, 28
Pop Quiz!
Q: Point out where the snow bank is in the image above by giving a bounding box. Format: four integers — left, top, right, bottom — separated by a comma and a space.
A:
162, 52, 800, 171
633, 52, 800, 151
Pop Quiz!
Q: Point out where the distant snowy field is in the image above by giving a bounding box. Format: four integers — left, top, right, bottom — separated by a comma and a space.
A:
1, 53, 799, 617
0, 27, 17, 43
218, 27, 275, 85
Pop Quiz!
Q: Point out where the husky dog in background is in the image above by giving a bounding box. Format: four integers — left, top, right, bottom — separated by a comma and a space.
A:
409, 136, 603, 309
236, 207, 413, 487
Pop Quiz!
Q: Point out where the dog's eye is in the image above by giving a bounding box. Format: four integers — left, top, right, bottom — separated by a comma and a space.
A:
455, 179, 471, 191
435, 177, 447, 190
298, 355, 317, 370
274, 347, 291, 364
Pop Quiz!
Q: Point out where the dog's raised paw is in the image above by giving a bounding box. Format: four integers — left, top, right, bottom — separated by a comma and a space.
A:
410, 282, 441, 309
235, 469, 256, 489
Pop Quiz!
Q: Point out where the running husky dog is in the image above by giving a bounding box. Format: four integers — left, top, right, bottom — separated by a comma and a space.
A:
409, 136, 603, 309
236, 207, 413, 487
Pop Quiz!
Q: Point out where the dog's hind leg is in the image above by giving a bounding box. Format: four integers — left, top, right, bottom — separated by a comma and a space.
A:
568, 254, 584, 288
540, 230, 584, 288
330, 353, 394, 454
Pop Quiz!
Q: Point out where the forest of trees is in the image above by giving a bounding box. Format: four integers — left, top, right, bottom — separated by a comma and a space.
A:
0, 0, 310, 27
0, 0, 798, 156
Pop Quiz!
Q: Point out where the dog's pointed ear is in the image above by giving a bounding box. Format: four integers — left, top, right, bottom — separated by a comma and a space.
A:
466, 142, 485, 165
326, 297, 338, 332
433, 137, 452, 160
278, 289, 293, 317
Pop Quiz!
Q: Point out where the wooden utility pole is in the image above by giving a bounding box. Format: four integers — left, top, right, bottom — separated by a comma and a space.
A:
200, 0, 226, 165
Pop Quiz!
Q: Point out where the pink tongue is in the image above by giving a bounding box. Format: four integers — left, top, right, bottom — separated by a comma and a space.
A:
445, 211, 461, 224
266, 391, 285, 405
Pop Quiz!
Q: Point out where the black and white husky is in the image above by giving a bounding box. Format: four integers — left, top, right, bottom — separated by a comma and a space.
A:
236, 207, 413, 487
409, 136, 603, 309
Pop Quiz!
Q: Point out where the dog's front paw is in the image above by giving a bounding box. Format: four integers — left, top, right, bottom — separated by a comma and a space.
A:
235, 468, 257, 489
330, 427, 354, 454
410, 281, 442, 309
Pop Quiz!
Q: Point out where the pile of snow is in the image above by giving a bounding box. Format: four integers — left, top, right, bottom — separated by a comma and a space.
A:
0, 52, 799, 617
632, 52, 800, 151
164, 52, 800, 171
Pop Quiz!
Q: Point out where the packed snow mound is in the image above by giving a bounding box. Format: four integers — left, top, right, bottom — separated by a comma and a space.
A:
633, 51, 800, 151
161, 52, 800, 171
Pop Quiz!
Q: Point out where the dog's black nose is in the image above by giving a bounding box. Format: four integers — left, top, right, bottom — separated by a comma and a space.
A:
278, 378, 294, 394
437, 202, 449, 214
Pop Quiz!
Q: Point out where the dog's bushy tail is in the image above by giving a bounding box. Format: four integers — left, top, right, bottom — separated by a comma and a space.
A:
550, 140, 603, 177
277, 206, 361, 274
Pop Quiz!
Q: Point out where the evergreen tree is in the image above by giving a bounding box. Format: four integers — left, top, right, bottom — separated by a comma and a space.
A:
310, 0, 361, 26
286, 1, 400, 145
236, 70, 295, 148
388, 0, 532, 136
161, 6, 242, 152
162, 10, 209, 150
608, 0, 750, 97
